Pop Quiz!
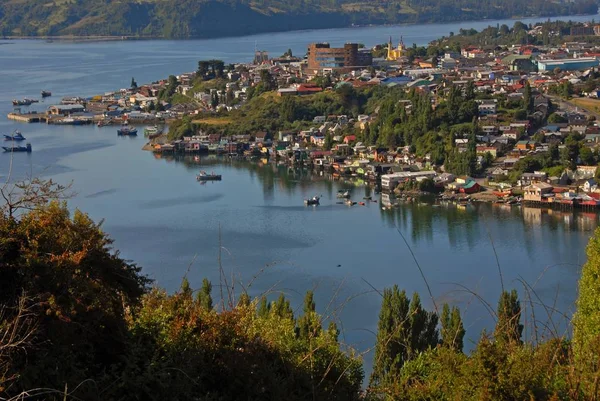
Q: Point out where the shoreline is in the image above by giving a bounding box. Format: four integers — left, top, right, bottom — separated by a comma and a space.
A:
1, 11, 598, 43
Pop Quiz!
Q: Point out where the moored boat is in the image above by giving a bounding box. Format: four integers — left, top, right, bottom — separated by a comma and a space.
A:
3, 131, 25, 141
196, 171, 222, 181
336, 190, 350, 198
2, 143, 32, 153
117, 125, 138, 136
304, 195, 320, 206
12, 98, 37, 106
41, 90, 52, 98
144, 125, 163, 136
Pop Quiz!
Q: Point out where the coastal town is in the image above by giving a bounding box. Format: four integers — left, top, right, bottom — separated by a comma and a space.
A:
8, 21, 600, 210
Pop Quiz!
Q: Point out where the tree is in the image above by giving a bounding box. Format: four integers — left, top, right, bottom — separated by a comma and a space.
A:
197, 60, 210, 79
580, 146, 596, 166
548, 112, 567, 124
574, 227, 600, 375
464, 80, 475, 101
522, 81, 533, 112
259, 69, 275, 91
0, 200, 150, 395
440, 304, 465, 352
197, 278, 213, 310
131, 77, 138, 89
514, 108, 528, 120
494, 290, 523, 344
370, 286, 438, 387
297, 290, 321, 340
257, 295, 270, 317
323, 132, 333, 150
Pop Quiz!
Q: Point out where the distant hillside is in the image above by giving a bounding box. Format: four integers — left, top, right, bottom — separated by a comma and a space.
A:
0, 0, 598, 38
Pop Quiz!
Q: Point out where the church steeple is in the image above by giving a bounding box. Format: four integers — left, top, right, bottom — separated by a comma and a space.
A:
387, 36, 393, 60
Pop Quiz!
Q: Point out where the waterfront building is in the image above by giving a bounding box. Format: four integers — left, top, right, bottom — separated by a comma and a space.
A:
537, 57, 599, 72
306, 43, 372, 75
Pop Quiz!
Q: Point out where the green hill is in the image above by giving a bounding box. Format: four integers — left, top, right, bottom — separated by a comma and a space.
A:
0, 0, 598, 38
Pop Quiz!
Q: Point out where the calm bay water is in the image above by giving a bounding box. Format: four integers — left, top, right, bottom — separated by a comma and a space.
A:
1, 15, 600, 368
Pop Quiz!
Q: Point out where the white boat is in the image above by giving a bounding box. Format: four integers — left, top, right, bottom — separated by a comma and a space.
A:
196, 171, 222, 181
336, 190, 350, 198
304, 196, 320, 206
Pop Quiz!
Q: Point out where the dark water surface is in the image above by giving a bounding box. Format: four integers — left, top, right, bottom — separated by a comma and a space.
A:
1, 15, 599, 370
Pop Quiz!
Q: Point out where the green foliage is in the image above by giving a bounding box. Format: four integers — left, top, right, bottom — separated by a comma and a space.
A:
0, 201, 150, 398
197, 278, 213, 310
548, 112, 567, 124
440, 304, 465, 352
3, 0, 595, 38
370, 286, 438, 388
494, 290, 523, 344
573, 227, 600, 381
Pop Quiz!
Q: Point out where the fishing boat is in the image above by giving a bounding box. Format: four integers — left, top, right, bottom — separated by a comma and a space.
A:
41, 90, 52, 98
196, 171, 222, 181
2, 143, 31, 153
12, 98, 37, 106
336, 190, 350, 198
144, 125, 162, 136
117, 124, 138, 136
304, 195, 320, 206
3, 131, 25, 141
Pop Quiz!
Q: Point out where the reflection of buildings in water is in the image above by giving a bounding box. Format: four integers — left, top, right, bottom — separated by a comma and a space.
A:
522, 206, 543, 227
562, 213, 573, 229
577, 212, 600, 232
522, 206, 600, 232
381, 192, 397, 207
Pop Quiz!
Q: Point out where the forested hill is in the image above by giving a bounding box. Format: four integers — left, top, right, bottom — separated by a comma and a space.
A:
0, 0, 598, 38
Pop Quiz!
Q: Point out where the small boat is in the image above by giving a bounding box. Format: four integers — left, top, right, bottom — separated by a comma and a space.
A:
41, 90, 52, 98
12, 99, 36, 106
2, 143, 32, 153
196, 171, 222, 181
144, 125, 162, 136
304, 196, 320, 206
336, 190, 350, 198
3, 131, 25, 141
117, 125, 138, 136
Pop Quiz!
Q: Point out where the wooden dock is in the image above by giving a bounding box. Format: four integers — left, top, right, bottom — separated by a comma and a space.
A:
7, 112, 47, 123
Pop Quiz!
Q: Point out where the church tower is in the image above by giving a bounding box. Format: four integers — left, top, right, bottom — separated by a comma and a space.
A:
387, 36, 394, 61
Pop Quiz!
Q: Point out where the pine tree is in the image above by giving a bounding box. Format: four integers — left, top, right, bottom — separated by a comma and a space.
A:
297, 290, 321, 340
408, 292, 439, 360
324, 132, 333, 150
130, 77, 137, 89
370, 286, 438, 387
441, 304, 466, 352
494, 289, 523, 344
523, 81, 533, 112
272, 293, 294, 320
237, 292, 250, 307
257, 295, 270, 318
196, 278, 213, 310
180, 277, 192, 297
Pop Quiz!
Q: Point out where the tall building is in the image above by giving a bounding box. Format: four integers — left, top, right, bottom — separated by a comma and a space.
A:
306, 43, 372, 75
386, 36, 405, 61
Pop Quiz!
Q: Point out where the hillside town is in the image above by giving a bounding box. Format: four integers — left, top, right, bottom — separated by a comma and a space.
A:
10, 21, 600, 209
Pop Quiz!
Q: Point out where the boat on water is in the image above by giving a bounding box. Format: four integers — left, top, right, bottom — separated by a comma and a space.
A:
3, 131, 25, 141
2, 143, 31, 153
336, 190, 350, 198
196, 171, 222, 181
117, 125, 138, 136
55, 117, 90, 126
41, 90, 52, 98
304, 195, 320, 206
144, 125, 163, 136
12, 98, 38, 106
